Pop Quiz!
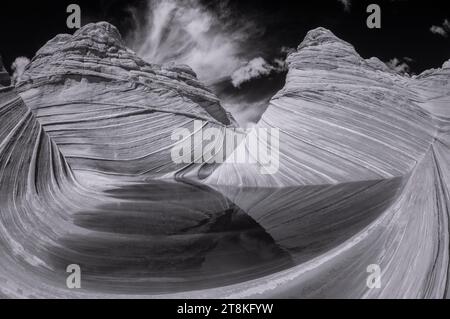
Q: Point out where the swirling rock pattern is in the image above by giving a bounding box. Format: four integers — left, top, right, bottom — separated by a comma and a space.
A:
0, 25, 449, 298
206, 28, 438, 186
0, 35, 290, 298
204, 28, 450, 298
15, 22, 234, 178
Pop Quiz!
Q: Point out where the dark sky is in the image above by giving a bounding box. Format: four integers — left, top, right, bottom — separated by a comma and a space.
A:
238, 0, 450, 72
0, 0, 448, 74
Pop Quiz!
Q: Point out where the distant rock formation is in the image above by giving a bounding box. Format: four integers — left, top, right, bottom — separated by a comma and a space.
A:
0, 55, 10, 86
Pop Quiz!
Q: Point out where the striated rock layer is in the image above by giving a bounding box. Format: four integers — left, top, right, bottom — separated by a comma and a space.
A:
0, 25, 449, 298
0, 49, 291, 298
206, 28, 438, 186
15, 22, 235, 178
203, 28, 450, 298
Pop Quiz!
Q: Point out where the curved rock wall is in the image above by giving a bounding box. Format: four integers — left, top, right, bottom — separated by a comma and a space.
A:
201, 28, 450, 298
206, 28, 437, 186
1, 67, 278, 298
16, 22, 234, 178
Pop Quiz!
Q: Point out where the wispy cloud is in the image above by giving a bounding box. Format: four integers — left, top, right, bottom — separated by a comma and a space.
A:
430, 19, 450, 37
231, 57, 287, 88
126, 0, 293, 126
337, 0, 351, 12
386, 57, 412, 75
127, 0, 265, 85
11, 57, 30, 85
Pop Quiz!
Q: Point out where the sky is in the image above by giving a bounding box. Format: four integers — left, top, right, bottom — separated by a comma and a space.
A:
0, 0, 449, 124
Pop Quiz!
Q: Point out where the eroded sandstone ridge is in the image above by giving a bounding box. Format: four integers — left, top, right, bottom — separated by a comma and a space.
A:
206, 28, 442, 186
0, 24, 449, 298
204, 28, 450, 298
15, 22, 234, 178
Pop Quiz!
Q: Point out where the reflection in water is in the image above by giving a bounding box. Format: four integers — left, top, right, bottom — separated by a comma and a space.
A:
48, 176, 404, 294
212, 177, 405, 263
48, 180, 293, 294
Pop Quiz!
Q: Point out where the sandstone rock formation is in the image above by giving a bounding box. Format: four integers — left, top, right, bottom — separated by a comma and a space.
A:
15, 22, 234, 178
0, 24, 449, 298
0, 27, 287, 297
206, 28, 438, 186
203, 28, 450, 298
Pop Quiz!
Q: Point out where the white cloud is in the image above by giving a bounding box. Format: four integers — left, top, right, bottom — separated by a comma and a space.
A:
231, 57, 287, 88
11, 57, 30, 85
430, 25, 448, 37
231, 58, 273, 88
127, 0, 264, 85
126, 0, 292, 127
337, 0, 351, 12
386, 57, 411, 75
430, 19, 450, 37
444, 19, 450, 30
403, 57, 414, 63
